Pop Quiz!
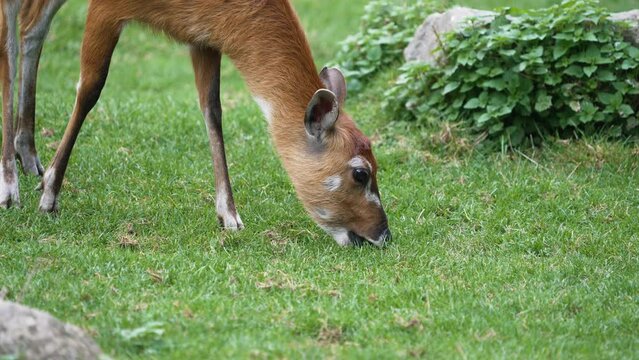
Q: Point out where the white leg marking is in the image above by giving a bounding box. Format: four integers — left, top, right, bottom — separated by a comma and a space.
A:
0, 160, 20, 208
322, 174, 342, 192
216, 188, 243, 230
39, 168, 58, 212
253, 96, 273, 124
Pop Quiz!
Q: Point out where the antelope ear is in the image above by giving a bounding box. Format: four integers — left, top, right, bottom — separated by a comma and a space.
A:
319, 67, 347, 106
304, 89, 339, 141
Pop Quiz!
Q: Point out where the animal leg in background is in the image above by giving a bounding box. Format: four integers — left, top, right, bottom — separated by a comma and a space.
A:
15, 0, 66, 176
1, 0, 21, 208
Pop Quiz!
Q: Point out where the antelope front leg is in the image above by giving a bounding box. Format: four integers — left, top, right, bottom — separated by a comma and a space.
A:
190, 46, 243, 230
39, 9, 121, 212
1, 1, 20, 208
15, 0, 65, 176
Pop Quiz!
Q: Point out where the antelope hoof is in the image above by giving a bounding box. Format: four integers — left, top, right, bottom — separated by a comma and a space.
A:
0, 161, 20, 209
38, 169, 59, 213
16, 151, 44, 176
38, 192, 59, 213
218, 212, 244, 230
15, 134, 44, 176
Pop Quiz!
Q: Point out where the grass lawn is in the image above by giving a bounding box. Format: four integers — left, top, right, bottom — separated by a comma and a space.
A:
1, 0, 638, 358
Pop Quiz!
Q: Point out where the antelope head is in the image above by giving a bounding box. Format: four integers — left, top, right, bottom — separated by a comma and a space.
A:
289, 67, 391, 247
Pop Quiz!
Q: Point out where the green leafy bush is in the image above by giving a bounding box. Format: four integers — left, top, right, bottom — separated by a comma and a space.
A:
385, 0, 639, 146
333, 0, 442, 92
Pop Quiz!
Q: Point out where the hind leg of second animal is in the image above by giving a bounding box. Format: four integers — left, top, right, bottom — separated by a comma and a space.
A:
15, 0, 66, 176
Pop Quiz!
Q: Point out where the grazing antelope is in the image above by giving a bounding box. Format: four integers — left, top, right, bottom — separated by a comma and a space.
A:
1, 0, 66, 208
36, 0, 392, 246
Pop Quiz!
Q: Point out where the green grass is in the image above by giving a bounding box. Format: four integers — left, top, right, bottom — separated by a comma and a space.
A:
1, 0, 638, 358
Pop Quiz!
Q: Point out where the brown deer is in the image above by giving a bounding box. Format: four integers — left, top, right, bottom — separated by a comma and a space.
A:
14, 0, 392, 246
1, 0, 66, 208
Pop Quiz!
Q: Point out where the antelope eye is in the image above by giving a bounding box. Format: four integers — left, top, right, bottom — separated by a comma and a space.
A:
352, 168, 369, 185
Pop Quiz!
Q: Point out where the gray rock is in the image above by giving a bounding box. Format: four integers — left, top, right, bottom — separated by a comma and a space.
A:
0, 300, 102, 360
405, 7, 639, 66
403, 7, 495, 65
610, 10, 639, 46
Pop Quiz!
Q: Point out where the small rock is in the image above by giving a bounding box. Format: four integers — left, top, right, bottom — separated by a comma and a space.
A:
0, 300, 102, 360
610, 10, 639, 46
404, 7, 495, 65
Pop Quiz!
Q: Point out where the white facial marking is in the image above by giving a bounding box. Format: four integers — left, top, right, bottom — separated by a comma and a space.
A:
39, 168, 58, 211
366, 191, 382, 207
253, 96, 273, 124
315, 208, 332, 221
348, 156, 372, 171
348, 156, 380, 206
323, 174, 342, 192
320, 226, 351, 246
367, 236, 386, 248
321, 225, 386, 247
76, 75, 82, 93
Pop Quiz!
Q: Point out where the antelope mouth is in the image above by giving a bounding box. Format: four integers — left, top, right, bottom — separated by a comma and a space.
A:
348, 231, 389, 248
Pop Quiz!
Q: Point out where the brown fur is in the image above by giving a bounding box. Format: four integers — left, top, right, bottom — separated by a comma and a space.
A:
1, 1, 16, 184
1, 7, 12, 182
39, 0, 389, 243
